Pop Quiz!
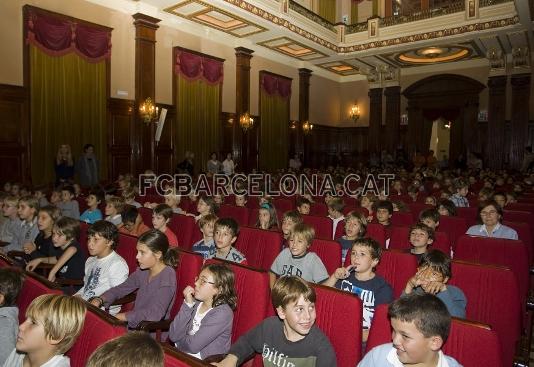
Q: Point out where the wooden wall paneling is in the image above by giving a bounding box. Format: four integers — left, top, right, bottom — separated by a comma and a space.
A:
234, 47, 254, 169
154, 104, 175, 174
220, 112, 234, 157
485, 75, 507, 169
107, 98, 135, 179
0, 85, 29, 183
509, 74, 531, 169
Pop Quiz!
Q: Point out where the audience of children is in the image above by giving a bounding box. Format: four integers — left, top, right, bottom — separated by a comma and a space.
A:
3, 294, 86, 367
152, 204, 179, 247
324, 238, 393, 342
336, 211, 367, 263
209, 218, 247, 264
23, 205, 61, 261
90, 229, 178, 329
403, 250, 467, 318
0, 268, 23, 365
80, 190, 104, 224
358, 293, 462, 367
270, 223, 328, 287
213, 276, 336, 367
191, 214, 217, 259
75, 220, 129, 315
169, 263, 236, 360
4, 196, 39, 253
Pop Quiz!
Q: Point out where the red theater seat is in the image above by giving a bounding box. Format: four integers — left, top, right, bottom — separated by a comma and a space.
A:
407, 203, 432, 221
389, 226, 451, 256
344, 249, 417, 298
439, 215, 468, 249
139, 207, 153, 227
448, 260, 519, 367
309, 202, 328, 217
117, 233, 139, 273
67, 306, 127, 367
366, 223, 387, 247
502, 221, 533, 264
169, 214, 197, 250
391, 211, 413, 227
17, 271, 62, 323
302, 215, 333, 240
366, 304, 502, 367
456, 207, 478, 227
272, 197, 293, 213
163, 344, 211, 367
310, 239, 342, 274
235, 227, 282, 270
218, 205, 250, 227
311, 284, 363, 367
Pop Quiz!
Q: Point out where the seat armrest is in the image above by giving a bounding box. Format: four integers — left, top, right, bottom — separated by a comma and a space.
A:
138, 319, 172, 333
110, 292, 137, 306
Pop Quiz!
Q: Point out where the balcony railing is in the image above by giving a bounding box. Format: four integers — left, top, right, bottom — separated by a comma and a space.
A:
289, 1, 336, 31
479, 0, 514, 7
379, 1, 465, 27
346, 22, 369, 34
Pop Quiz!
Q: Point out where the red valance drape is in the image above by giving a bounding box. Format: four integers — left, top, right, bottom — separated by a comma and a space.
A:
260, 73, 292, 99
174, 51, 224, 85
26, 10, 111, 62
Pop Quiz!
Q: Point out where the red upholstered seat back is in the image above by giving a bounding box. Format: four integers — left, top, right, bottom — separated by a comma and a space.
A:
235, 227, 282, 270
218, 205, 250, 227
309, 202, 328, 217
67, 307, 127, 367
366, 304, 503, 367
454, 235, 528, 305
138, 207, 153, 227
302, 215, 333, 240
17, 272, 62, 324
169, 214, 197, 250
171, 250, 203, 318
117, 233, 138, 274
438, 215, 467, 249
502, 220, 533, 264
391, 211, 413, 227
312, 284, 362, 367
163, 344, 211, 367
389, 226, 451, 255
272, 198, 293, 214
449, 260, 519, 367
310, 239, 342, 274
366, 223, 386, 247
344, 250, 417, 298
407, 203, 432, 221
456, 207, 478, 227
206, 259, 270, 344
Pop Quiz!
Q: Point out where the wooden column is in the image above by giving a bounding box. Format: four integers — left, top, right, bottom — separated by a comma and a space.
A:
462, 97, 480, 154
486, 75, 507, 169
133, 13, 160, 175
234, 47, 254, 172
298, 68, 312, 163
384, 86, 400, 154
406, 101, 423, 155
368, 87, 383, 153
510, 74, 531, 169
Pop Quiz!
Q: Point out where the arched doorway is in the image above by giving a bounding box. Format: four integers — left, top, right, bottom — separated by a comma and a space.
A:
403, 74, 485, 164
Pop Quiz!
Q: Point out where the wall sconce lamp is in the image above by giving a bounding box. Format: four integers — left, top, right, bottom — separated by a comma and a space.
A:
350, 103, 360, 123
139, 97, 159, 124
302, 120, 314, 135
239, 112, 254, 132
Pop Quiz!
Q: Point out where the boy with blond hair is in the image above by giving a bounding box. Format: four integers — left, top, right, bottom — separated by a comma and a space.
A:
270, 223, 328, 288
192, 214, 218, 259
3, 294, 86, 367
213, 276, 336, 367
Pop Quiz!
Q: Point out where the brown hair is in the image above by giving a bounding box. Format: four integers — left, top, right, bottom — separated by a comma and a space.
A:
138, 229, 179, 268
54, 216, 80, 241
271, 276, 316, 309
203, 263, 237, 310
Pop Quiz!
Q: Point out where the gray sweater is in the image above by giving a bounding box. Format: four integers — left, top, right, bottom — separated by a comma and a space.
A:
0, 306, 18, 366
169, 301, 233, 359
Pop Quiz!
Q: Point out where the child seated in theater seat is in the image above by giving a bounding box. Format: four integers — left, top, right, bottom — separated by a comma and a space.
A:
0, 268, 23, 365
358, 293, 462, 367
419, 208, 440, 231
405, 223, 434, 262
57, 186, 80, 220
234, 194, 247, 207
336, 211, 367, 263
360, 194, 377, 222
373, 200, 393, 245
255, 202, 279, 230
169, 263, 236, 360
152, 204, 179, 247
269, 223, 329, 288
3, 294, 86, 367
121, 187, 142, 209
194, 196, 219, 222
403, 250, 466, 318
324, 238, 393, 343
90, 230, 178, 330
75, 221, 129, 316
212, 276, 336, 367
281, 210, 302, 249
327, 197, 345, 240
80, 190, 104, 225
119, 206, 150, 237
192, 214, 218, 259
207, 218, 247, 265
450, 179, 470, 208
296, 197, 311, 215
85, 332, 164, 367
104, 196, 124, 227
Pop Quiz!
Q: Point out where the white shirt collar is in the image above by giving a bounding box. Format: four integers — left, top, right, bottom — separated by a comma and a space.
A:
480, 223, 501, 234
386, 346, 450, 367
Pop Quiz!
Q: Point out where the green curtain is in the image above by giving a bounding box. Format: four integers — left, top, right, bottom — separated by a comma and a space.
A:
259, 92, 289, 172
318, 0, 336, 23
175, 76, 220, 175
351, 2, 359, 23
30, 45, 107, 185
